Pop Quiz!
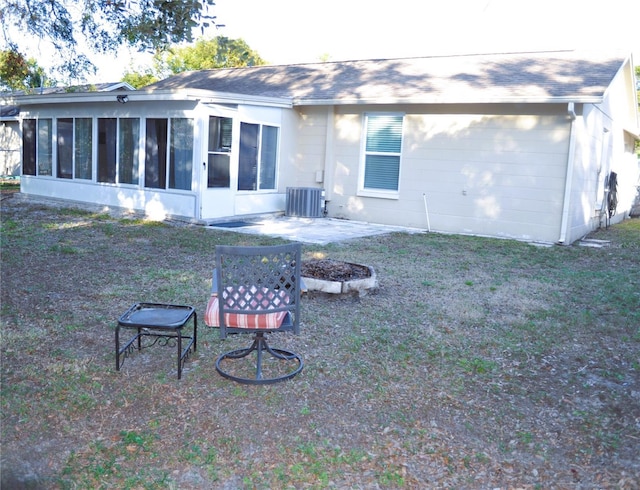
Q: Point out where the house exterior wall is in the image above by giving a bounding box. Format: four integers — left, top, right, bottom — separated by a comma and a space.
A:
300, 104, 573, 243
289, 107, 328, 189
11, 56, 638, 243
605, 59, 640, 222
563, 58, 640, 244
566, 103, 612, 243
1, 120, 21, 175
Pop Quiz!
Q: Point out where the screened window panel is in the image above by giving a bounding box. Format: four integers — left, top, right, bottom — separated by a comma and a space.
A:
98, 118, 117, 183
169, 118, 193, 190
208, 154, 230, 187
208, 116, 232, 152
145, 118, 167, 189
364, 155, 400, 190
57, 118, 73, 179
207, 116, 232, 188
74, 118, 92, 180
259, 125, 278, 189
238, 122, 258, 191
37, 119, 52, 176
118, 118, 139, 184
22, 119, 36, 176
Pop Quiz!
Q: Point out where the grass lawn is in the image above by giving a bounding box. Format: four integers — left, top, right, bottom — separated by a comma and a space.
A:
1, 195, 639, 489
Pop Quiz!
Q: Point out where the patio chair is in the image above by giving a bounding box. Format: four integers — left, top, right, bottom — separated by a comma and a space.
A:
205, 243, 304, 384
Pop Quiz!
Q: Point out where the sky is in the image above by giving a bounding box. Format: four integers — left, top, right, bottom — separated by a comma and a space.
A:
83, 0, 638, 82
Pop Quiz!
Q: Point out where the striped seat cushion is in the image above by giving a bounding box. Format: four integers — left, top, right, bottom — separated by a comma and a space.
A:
205, 286, 290, 329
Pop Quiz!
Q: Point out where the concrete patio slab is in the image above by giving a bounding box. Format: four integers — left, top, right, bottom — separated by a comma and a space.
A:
208, 216, 424, 245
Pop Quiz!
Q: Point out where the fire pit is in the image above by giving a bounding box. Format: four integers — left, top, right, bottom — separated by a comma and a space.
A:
301, 259, 377, 295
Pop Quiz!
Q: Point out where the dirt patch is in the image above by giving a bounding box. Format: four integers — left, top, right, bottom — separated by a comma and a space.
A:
301, 259, 371, 282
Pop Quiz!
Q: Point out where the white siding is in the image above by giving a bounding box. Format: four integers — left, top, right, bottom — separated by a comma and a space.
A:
288, 107, 328, 188
0, 121, 21, 175
323, 107, 571, 242
563, 58, 640, 244
21, 176, 198, 219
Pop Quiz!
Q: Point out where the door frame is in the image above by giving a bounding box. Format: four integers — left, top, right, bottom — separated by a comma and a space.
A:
199, 106, 240, 220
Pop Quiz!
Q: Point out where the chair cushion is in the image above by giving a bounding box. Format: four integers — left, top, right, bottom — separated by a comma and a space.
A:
204, 286, 290, 329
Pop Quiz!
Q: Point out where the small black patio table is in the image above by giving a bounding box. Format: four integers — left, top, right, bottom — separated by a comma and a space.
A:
116, 303, 197, 379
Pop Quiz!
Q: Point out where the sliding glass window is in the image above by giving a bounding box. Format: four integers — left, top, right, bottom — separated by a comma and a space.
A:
57, 118, 73, 179
98, 117, 140, 184
22, 119, 36, 176
22, 119, 53, 176
75, 118, 92, 180
38, 119, 53, 176
98, 118, 117, 183
119, 118, 139, 185
169, 118, 193, 190
238, 122, 279, 191
145, 118, 193, 190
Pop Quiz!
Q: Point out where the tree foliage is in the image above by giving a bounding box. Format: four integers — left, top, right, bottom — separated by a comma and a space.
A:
122, 36, 265, 87
121, 68, 159, 89
0, 50, 52, 91
158, 36, 265, 74
0, 0, 220, 80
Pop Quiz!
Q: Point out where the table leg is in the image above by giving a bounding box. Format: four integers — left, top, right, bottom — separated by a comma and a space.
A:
177, 327, 183, 379
193, 312, 198, 352
115, 324, 120, 371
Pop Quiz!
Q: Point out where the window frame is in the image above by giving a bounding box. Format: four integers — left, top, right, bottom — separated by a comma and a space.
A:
237, 122, 279, 192
22, 115, 194, 191
144, 117, 194, 191
118, 118, 140, 185
207, 116, 233, 188
22, 118, 54, 177
74, 117, 93, 180
22, 118, 37, 176
98, 117, 117, 183
56, 117, 74, 179
37, 119, 53, 176
358, 113, 404, 199
97, 117, 141, 185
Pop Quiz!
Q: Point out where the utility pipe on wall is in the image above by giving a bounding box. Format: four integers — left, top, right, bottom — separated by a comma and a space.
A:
423, 193, 431, 232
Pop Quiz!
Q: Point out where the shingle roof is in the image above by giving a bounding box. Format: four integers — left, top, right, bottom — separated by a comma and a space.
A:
143, 50, 628, 105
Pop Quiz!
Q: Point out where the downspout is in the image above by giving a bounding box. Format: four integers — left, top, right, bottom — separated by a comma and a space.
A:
558, 102, 577, 244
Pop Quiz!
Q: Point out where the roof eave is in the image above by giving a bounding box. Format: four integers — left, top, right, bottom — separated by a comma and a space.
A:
293, 96, 605, 106
4, 89, 293, 108
134, 88, 293, 108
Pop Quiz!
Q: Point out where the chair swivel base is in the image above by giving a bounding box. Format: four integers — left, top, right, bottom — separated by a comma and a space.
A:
215, 332, 303, 385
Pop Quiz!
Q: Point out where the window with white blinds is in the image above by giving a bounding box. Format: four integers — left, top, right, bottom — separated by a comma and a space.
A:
361, 114, 403, 195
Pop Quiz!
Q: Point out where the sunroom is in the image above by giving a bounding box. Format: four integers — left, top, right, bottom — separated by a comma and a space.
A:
15, 90, 295, 221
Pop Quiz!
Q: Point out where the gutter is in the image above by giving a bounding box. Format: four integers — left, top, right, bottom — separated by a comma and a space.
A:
3, 89, 294, 109
292, 95, 605, 107
558, 102, 577, 244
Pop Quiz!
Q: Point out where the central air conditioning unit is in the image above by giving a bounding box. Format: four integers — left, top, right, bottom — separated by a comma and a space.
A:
285, 187, 323, 218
